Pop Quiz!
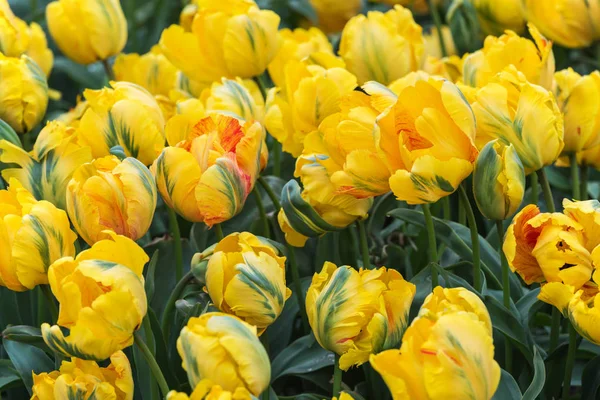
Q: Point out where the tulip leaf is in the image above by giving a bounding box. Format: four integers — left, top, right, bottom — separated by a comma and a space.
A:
522, 346, 546, 400
288, 0, 317, 23
492, 369, 522, 400
3, 339, 55, 395
0, 360, 22, 391
2, 325, 51, 355
271, 334, 335, 382
144, 250, 159, 303
52, 57, 105, 90
147, 308, 180, 390
581, 354, 600, 400
516, 288, 544, 328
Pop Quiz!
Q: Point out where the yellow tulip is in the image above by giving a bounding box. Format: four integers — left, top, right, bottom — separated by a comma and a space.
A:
201, 78, 264, 123
205, 232, 290, 332
309, 0, 362, 33
113, 46, 178, 97
177, 312, 270, 396
554, 68, 600, 154
268, 27, 333, 89
0, 120, 92, 210
334, 394, 356, 400
422, 55, 464, 83
31, 351, 133, 400
42, 231, 148, 361
160, 0, 280, 83
561, 144, 600, 170
160, 96, 206, 142
78, 81, 165, 166
423, 26, 457, 58
375, 76, 478, 204
370, 286, 500, 400
57, 99, 89, 128
0, 54, 47, 134
151, 113, 265, 225
0, 0, 53, 76
167, 379, 252, 400
523, 0, 600, 48
370, 0, 440, 14
0, 178, 76, 291
264, 60, 357, 156
463, 24, 555, 90
472, 0, 525, 36
45, 0, 127, 65
339, 5, 425, 85
306, 262, 415, 370
473, 140, 525, 221
66, 155, 157, 245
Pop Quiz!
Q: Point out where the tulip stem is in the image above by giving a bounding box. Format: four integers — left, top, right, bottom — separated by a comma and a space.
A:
536, 169, 556, 213
272, 141, 282, 178
495, 220, 513, 373
258, 176, 282, 210
161, 271, 194, 340
332, 354, 342, 398
254, 187, 271, 238
167, 207, 183, 282
357, 219, 370, 269
101, 59, 115, 81
562, 323, 578, 399
422, 203, 439, 288
530, 173, 539, 204
581, 165, 589, 201
458, 192, 466, 225
40, 285, 58, 323
427, 0, 447, 57
549, 308, 561, 353
214, 224, 224, 241
569, 153, 581, 200
458, 185, 482, 292
134, 331, 170, 397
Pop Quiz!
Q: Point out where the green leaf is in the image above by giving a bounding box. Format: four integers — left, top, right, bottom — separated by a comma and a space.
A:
144, 250, 159, 303
3, 339, 55, 395
522, 346, 546, 400
0, 360, 22, 391
52, 57, 105, 89
516, 288, 542, 328
271, 334, 335, 382
582, 354, 600, 400
147, 308, 180, 390
2, 325, 51, 354
492, 369, 522, 400
288, 0, 317, 23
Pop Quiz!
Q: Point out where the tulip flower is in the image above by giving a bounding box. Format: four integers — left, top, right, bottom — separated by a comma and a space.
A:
46, 0, 127, 65
66, 155, 157, 245
423, 26, 457, 58
202, 78, 264, 123
160, 0, 280, 83
268, 27, 334, 88
57, 99, 89, 128
167, 379, 252, 400
309, 0, 362, 33
205, 232, 290, 332
370, 286, 500, 400
78, 81, 166, 166
522, 0, 600, 48
306, 262, 416, 370
0, 54, 47, 134
553, 68, 600, 154
422, 55, 464, 83
446, 0, 482, 54
264, 59, 357, 156
0, 179, 76, 291
114, 46, 178, 96
0, 120, 92, 210
151, 113, 265, 225
463, 24, 555, 90
31, 351, 133, 400
339, 5, 425, 85
177, 312, 271, 396
160, 96, 206, 142
472, 0, 525, 36
473, 140, 525, 221
42, 231, 148, 361
0, 0, 53, 76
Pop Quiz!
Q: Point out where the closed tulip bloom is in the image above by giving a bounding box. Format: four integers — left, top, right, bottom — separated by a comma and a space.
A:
306, 262, 416, 370
78, 81, 165, 166
66, 156, 157, 245
0, 54, 47, 134
0, 179, 76, 291
473, 140, 525, 221
472, 0, 525, 36
152, 113, 265, 225
554, 68, 600, 154
160, 0, 279, 83
31, 351, 133, 400
463, 24, 555, 90
472, 66, 564, 174
46, 0, 127, 65
167, 379, 252, 400
202, 78, 264, 123
309, 0, 361, 33
0, 121, 92, 210
0, 0, 53, 76
205, 232, 290, 332
446, 0, 482, 54
264, 60, 357, 156
42, 231, 148, 361
114, 46, 178, 97
339, 6, 425, 85
177, 312, 270, 396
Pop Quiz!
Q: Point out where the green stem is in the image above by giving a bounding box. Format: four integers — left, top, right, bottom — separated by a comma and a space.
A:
530, 172, 539, 204
537, 169, 556, 213
442, 196, 451, 220
101, 59, 115, 81
214, 224, 224, 241
161, 271, 194, 340
40, 285, 58, 324
458, 193, 466, 225
254, 187, 271, 238
581, 165, 589, 201
142, 315, 160, 399
458, 185, 482, 291
287, 244, 310, 333
357, 219, 370, 269
362, 364, 377, 400
272, 141, 282, 178
422, 203, 439, 288
258, 176, 281, 209
569, 153, 580, 200
167, 207, 183, 282
332, 354, 343, 398
495, 220, 512, 373
550, 307, 561, 353
254, 73, 269, 100
134, 331, 170, 397
427, 0, 447, 57
562, 323, 578, 400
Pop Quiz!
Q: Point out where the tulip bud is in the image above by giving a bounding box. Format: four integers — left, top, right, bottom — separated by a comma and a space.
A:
0, 179, 76, 292
42, 231, 149, 361
46, 0, 127, 65
0, 54, 48, 134
114, 46, 178, 97
177, 312, 271, 396
446, 0, 482, 54
205, 232, 290, 333
167, 379, 253, 400
309, 0, 362, 33
32, 351, 134, 399
473, 140, 525, 221
306, 262, 416, 370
